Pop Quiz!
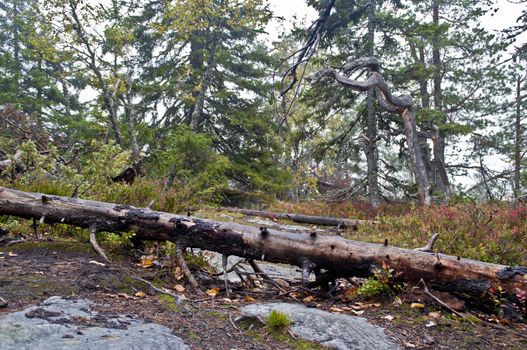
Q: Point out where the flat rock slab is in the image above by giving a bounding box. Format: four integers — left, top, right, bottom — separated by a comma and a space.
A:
0, 296, 189, 350
241, 303, 399, 350
204, 251, 305, 283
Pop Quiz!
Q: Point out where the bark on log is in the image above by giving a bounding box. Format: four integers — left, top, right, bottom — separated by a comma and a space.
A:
0, 186, 526, 301
217, 207, 378, 229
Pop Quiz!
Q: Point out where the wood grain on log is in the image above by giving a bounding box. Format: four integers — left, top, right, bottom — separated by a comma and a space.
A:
0, 186, 526, 301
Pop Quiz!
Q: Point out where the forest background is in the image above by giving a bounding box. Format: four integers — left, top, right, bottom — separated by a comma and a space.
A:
1, 0, 527, 266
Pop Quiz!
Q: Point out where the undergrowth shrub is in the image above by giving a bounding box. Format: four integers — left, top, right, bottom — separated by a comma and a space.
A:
270, 200, 527, 266
357, 265, 394, 299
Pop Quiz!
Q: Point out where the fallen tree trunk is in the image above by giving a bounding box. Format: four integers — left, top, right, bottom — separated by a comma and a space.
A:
0, 186, 526, 302
217, 207, 378, 229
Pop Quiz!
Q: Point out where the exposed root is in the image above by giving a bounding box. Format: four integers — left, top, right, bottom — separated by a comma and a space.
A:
131, 275, 183, 304
175, 244, 201, 291
4, 237, 26, 246
89, 224, 109, 262
247, 259, 288, 293
32, 217, 39, 240
416, 279, 470, 322
247, 259, 271, 281
414, 233, 439, 252
222, 254, 230, 298
209, 259, 246, 276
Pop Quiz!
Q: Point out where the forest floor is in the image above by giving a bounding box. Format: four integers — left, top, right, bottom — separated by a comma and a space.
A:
1, 208, 527, 350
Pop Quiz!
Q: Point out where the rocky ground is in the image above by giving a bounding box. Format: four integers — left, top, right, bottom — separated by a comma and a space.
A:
1, 215, 527, 349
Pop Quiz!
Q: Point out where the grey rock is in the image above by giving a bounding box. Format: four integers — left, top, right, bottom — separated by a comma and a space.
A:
0, 296, 189, 350
205, 251, 304, 283
241, 302, 399, 350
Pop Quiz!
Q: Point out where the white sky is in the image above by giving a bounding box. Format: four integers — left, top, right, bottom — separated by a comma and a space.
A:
267, 0, 527, 45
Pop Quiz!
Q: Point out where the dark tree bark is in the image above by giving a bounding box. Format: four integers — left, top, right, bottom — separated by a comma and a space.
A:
431, 0, 451, 201
1, 186, 526, 301
122, 75, 140, 163
190, 35, 218, 132
364, 0, 380, 209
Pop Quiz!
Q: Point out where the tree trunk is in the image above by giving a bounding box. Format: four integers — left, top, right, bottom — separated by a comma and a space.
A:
0, 186, 525, 301
190, 36, 218, 132
13, 1, 21, 98
431, 0, 451, 201
364, 0, 380, 209
402, 108, 432, 205
124, 75, 140, 162
217, 207, 378, 229
514, 75, 522, 198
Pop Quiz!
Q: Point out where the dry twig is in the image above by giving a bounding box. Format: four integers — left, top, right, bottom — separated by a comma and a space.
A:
89, 224, 109, 262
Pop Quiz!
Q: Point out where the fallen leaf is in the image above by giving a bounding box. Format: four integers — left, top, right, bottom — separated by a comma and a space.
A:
173, 284, 185, 293
135, 291, 146, 298
405, 342, 416, 348
303, 295, 315, 303
411, 302, 425, 309
344, 287, 357, 299
384, 315, 394, 321
140, 255, 155, 268
222, 298, 232, 303
117, 293, 133, 299
425, 321, 436, 328
174, 267, 184, 281
244, 296, 255, 302
8, 252, 17, 257
351, 310, 365, 315
206, 288, 220, 297
351, 303, 380, 310
428, 311, 441, 319
329, 307, 344, 313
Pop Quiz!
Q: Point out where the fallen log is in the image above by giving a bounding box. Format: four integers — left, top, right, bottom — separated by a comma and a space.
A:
217, 207, 378, 229
0, 186, 526, 302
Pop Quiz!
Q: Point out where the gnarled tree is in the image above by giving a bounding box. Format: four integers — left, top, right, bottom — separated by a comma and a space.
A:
312, 57, 431, 204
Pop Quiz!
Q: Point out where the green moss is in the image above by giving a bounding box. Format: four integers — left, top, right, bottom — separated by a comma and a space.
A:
9, 240, 93, 254
186, 331, 201, 341
158, 294, 183, 313
205, 310, 228, 321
